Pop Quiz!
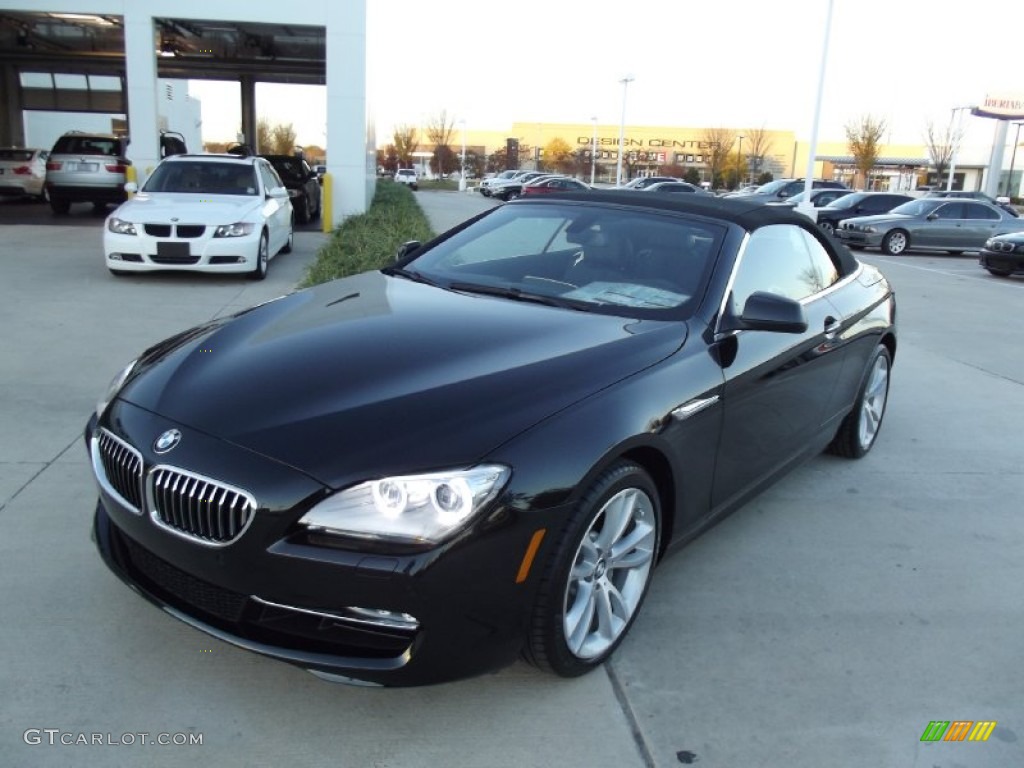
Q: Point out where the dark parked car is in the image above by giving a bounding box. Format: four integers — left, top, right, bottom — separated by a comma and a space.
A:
979, 232, 1024, 276
835, 197, 1024, 255
621, 176, 679, 190
261, 155, 321, 224
87, 191, 896, 686
813, 192, 915, 235
520, 176, 591, 196
491, 172, 554, 201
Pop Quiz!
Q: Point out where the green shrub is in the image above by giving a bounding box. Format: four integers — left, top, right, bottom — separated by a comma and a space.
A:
301, 181, 434, 287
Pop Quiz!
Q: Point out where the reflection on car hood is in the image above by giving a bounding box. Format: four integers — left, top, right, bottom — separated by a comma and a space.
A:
118, 272, 686, 488
116, 193, 262, 224
843, 213, 912, 226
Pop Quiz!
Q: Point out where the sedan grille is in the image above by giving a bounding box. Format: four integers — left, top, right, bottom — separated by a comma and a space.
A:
175, 225, 205, 238
95, 428, 144, 512
144, 224, 172, 237
148, 467, 256, 546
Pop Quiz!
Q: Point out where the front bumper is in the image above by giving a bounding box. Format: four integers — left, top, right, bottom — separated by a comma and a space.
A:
86, 405, 549, 685
834, 228, 883, 248
979, 248, 1024, 274
104, 227, 261, 274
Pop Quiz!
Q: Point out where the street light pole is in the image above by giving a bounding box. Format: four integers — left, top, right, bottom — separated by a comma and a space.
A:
947, 105, 972, 192
590, 116, 598, 185
615, 76, 634, 187
736, 134, 744, 190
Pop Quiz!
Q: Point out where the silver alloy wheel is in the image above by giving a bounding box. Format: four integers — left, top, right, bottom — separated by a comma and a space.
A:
857, 353, 890, 450
885, 230, 907, 255
562, 487, 656, 660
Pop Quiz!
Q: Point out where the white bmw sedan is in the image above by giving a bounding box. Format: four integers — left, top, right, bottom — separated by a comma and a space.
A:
104, 154, 293, 280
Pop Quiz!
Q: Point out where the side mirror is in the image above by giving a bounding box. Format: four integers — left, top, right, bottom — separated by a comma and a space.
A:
719, 291, 808, 335
926, 213, 938, 221
777, 191, 790, 199
124, 182, 138, 194
268, 185, 289, 199
395, 240, 421, 262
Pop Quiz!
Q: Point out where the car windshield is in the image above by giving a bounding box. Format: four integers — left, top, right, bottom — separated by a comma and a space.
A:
888, 199, 940, 216
402, 202, 725, 318
143, 161, 258, 195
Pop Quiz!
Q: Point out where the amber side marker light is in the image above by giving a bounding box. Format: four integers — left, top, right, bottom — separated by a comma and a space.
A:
515, 529, 547, 584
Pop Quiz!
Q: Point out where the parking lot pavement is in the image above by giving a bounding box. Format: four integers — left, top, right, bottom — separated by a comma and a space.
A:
2, 192, 1022, 767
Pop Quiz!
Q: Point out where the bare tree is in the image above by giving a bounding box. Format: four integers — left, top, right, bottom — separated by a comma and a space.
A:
256, 117, 273, 154
702, 127, 736, 189
845, 115, 887, 190
923, 117, 962, 190
270, 122, 297, 155
425, 110, 457, 178
392, 124, 419, 167
744, 125, 773, 185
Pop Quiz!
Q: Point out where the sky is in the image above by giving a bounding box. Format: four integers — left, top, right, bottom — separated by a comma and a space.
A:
189, 0, 1023, 153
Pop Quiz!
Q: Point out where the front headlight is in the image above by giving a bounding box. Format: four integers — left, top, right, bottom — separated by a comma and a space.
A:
299, 465, 511, 545
213, 222, 255, 238
107, 217, 137, 235
95, 359, 137, 418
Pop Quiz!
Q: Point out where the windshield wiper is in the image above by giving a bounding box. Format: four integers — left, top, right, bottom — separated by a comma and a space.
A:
381, 266, 442, 287
448, 282, 592, 311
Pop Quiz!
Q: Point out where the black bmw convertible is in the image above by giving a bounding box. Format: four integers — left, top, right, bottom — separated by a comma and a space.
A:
87, 190, 896, 686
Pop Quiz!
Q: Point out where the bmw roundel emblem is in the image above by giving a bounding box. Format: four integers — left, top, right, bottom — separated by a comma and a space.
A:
154, 429, 182, 454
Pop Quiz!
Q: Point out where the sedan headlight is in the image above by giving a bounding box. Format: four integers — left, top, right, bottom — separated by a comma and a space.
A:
107, 217, 137, 235
299, 465, 511, 545
213, 222, 255, 238
95, 359, 137, 418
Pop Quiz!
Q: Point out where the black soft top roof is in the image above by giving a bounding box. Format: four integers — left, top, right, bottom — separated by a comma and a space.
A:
524, 189, 861, 275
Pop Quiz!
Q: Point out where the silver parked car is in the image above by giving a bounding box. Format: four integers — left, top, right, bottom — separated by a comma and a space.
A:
0, 147, 48, 200
834, 197, 1024, 255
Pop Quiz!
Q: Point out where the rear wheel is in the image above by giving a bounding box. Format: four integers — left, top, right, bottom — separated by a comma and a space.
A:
985, 267, 1012, 277
50, 198, 70, 215
828, 345, 892, 458
881, 229, 909, 256
524, 460, 660, 677
296, 198, 309, 224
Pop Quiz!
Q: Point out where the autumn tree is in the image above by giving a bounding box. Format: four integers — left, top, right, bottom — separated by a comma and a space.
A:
923, 117, 962, 190
425, 110, 457, 177
701, 127, 736, 189
392, 124, 419, 167
744, 125, 773, 183
256, 117, 273, 153
845, 115, 887, 190
543, 137, 575, 174
271, 122, 297, 155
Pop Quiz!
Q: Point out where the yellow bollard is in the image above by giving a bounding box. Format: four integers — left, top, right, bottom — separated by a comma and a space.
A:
321, 173, 332, 233
125, 164, 137, 198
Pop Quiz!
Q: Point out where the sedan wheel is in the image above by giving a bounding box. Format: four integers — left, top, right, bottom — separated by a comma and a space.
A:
525, 461, 660, 676
281, 218, 294, 254
985, 267, 1012, 277
882, 229, 909, 256
296, 198, 310, 225
250, 230, 269, 281
828, 345, 892, 458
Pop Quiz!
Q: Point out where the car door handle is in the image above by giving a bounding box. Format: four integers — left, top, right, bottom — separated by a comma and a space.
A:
824, 317, 841, 339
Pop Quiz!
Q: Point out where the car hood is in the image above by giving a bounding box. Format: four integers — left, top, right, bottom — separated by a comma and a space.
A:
841, 213, 914, 227
118, 272, 686, 488
116, 193, 262, 224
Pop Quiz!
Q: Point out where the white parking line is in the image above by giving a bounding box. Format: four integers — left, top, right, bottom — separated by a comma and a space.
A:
863, 255, 1023, 285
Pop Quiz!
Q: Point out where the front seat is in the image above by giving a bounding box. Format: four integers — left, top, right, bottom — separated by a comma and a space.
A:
565, 227, 629, 286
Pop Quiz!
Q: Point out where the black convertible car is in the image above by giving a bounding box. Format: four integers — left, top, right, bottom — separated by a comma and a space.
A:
87, 191, 896, 686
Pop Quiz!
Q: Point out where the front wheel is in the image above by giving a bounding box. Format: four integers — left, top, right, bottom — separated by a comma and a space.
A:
881, 229, 909, 256
985, 267, 1012, 277
50, 198, 70, 215
828, 345, 892, 458
249, 230, 269, 281
524, 461, 660, 677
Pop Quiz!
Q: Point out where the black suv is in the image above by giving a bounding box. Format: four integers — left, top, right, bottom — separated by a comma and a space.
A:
260, 154, 322, 224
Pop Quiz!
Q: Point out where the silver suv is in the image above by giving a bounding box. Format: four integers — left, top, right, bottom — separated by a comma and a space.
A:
45, 131, 130, 214
45, 130, 187, 214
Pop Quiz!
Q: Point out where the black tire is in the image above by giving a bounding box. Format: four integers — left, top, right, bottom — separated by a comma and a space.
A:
506, 190, 520, 201
250, 230, 269, 281
524, 460, 661, 677
881, 229, 909, 256
985, 267, 1012, 277
828, 345, 892, 459
296, 198, 309, 225
411, 184, 418, 191
280, 219, 294, 254
50, 198, 70, 215
310, 193, 321, 222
